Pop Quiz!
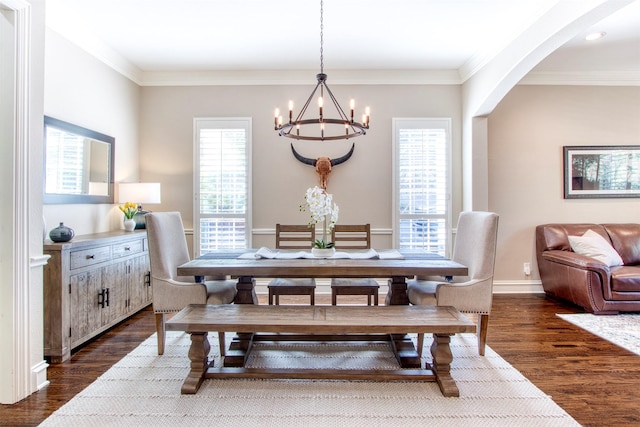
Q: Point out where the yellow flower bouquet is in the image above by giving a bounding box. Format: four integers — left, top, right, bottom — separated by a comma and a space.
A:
119, 201, 138, 220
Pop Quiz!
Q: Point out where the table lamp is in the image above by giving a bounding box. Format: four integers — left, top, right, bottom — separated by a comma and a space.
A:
118, 182, 161, 229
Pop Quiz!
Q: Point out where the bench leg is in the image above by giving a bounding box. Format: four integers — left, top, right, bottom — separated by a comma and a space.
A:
181, 332, 211, 394
431, 333, 459, 397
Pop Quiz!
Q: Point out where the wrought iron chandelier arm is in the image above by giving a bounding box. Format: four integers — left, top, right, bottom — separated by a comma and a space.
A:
322, 83, 350, 122
293, 80, 323, 124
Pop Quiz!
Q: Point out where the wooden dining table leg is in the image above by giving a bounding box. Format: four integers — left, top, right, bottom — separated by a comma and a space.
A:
385, 276, 410, 305
225, 276, 258, 367
234, 276, 258, 304
223, 332, 255, 367
385, 275, 421, 368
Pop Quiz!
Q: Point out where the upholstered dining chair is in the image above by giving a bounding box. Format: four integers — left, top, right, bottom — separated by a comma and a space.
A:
407, 211, 499, 356
146, 212, 237, 355
330, 224, 380, 305
267, 224, 316, 305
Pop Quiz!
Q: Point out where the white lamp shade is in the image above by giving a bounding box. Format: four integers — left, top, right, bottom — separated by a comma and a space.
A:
118, 183, 161, 204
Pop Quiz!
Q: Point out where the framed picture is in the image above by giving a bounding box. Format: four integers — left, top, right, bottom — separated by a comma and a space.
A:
564, 145, 640, 199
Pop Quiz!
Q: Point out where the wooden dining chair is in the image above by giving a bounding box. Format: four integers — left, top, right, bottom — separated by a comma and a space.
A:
267, 224, 316, 305
330, 224, 380, 305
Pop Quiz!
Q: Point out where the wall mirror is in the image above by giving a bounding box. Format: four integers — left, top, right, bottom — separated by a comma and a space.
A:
44, 116, 115, 204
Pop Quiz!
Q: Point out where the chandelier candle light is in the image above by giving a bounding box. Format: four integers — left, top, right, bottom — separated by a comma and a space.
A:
274, 0, 370, 141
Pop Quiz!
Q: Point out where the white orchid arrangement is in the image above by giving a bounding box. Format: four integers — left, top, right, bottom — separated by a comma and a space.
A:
300, 186, 339, 248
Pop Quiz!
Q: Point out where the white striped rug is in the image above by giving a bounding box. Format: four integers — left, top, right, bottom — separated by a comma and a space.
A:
557, 312, 640, 356
40, 332, 578, 426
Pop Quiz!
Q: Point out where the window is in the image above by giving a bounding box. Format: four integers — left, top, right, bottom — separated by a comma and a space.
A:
392, 118, 451, 255
194, 118, 252, 256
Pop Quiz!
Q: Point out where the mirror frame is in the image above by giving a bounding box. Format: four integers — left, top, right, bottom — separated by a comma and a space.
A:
43, 116, 115, 204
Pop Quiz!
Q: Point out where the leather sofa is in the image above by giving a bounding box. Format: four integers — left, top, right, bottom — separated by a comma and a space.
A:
535, 223, 640, 314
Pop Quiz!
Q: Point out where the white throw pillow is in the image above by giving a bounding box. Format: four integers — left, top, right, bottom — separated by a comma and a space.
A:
568, 229, 624, 267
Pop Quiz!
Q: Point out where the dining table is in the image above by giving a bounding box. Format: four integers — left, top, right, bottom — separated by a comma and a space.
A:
176, 248, 469, 369
177, 248, 468, 306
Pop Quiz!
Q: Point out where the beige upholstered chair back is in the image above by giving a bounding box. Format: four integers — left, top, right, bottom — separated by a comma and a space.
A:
408, 211, 499, 356
451, 211, 499, 284
436, 211, 499, 313
146, 211, 194, 283
146, 212, 236, 356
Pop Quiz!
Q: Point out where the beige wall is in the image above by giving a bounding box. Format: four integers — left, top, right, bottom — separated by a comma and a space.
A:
139, 84, 463, 249
41, 32, 640, 288
43, 29, 141, 236
488, 85, 640, 281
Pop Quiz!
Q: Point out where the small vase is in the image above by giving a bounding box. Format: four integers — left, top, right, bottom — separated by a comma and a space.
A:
49, 222, 74, 243
312, 247, 335, 258
123, 218, 136, 232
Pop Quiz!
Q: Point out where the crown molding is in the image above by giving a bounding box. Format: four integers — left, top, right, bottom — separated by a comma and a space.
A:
45, 27, 144, 85
138, 69, 463, 86
519, 70, 640, 86
46, 23, 639, 89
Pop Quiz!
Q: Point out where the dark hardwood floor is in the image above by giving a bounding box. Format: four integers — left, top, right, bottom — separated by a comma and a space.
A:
2, 293, 639, 426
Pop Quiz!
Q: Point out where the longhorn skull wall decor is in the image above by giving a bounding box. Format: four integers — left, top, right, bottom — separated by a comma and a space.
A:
291, 143, 355, 190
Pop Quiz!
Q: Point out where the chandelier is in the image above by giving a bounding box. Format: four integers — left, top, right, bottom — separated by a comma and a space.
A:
273, 0, 370, 141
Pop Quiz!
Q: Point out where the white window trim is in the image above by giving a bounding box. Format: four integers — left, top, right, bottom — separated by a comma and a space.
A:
193, 117, 252, 257
392, 117, 452, 256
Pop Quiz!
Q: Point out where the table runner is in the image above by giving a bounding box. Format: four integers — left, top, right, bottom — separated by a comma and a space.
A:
238, 247, 405, 260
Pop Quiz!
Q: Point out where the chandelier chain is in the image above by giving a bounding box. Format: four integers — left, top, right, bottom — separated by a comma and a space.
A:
320, 0, 324, 74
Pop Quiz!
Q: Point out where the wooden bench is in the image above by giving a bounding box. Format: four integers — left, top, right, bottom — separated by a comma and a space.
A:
166, 304, 476, 397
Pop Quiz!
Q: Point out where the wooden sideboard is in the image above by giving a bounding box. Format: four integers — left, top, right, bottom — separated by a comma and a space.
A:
43, 230, 152, 363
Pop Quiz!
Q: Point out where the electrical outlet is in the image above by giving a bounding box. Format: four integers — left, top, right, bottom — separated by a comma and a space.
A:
523, 262, 531, 276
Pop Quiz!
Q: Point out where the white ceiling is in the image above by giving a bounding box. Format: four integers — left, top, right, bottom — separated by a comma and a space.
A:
46, 0, 640, 86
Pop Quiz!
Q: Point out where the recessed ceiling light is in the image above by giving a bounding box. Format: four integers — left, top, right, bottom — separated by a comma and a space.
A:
585, 32, 606, 41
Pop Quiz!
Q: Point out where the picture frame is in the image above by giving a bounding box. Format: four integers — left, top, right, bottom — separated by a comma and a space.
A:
563, 145, 640, 199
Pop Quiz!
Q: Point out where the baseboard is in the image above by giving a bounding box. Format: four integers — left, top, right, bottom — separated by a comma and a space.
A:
32, 360, 49, 391
492, 280, 544, 294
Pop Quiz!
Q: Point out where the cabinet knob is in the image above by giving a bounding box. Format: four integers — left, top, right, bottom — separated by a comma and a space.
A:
86, 255, 95, 259
124, 246, 131, 251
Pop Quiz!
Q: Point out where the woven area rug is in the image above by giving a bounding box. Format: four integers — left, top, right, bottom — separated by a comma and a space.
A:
557, 313, 640, 356
40, 332, 578, 426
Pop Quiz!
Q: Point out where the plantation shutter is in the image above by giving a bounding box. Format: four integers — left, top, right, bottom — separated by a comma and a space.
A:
393, 118, 451, 255
194, 118, 252, 256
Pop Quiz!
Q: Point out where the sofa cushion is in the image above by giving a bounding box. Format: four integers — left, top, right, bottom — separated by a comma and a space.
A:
603, 224, 640, 266
611, 266, 640, 292
538, 224, 605, 252
568, 229, 624, 267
